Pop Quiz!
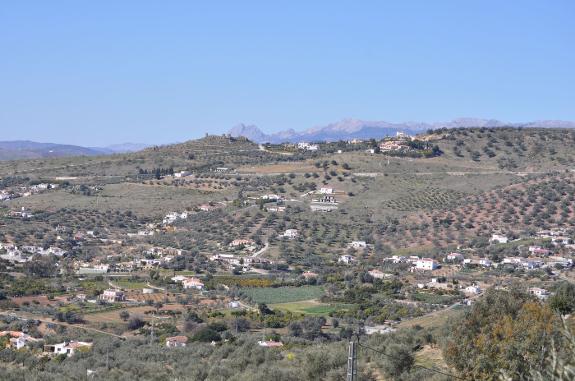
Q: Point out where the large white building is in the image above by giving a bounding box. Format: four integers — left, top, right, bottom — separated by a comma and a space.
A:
283, 229, 299, 239
415, 258, 439, 271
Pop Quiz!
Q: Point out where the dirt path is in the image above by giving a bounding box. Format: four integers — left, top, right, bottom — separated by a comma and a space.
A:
0, 311, 126, 340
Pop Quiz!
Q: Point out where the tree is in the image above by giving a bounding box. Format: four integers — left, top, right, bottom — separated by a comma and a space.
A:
443, 288, 561, 380
549, 282, 575, 315
191, 327, 221, 342
380, 344, 414, 378
119, 311, 130, 321
127, 317, 145, 330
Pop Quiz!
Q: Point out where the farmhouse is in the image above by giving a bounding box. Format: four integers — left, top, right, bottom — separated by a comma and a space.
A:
414, 258, 439, 271
490, 234, 509, 244
319, 187, 334, 194
77, 264, 109, 275
258, 340, 284, 348
479, 258, 492, 268
99, 289, 125, 303
229, 239, 255, 248
166, 336, 188, 348
446, 252, 464, 261
368, 269, 385, 279
302, 271, 318, 279
283, 229, 299, 239
529, 246, 551, 256
174, 170, 191, 178
379, 141, 403, 152
310, 203, 338, 212
44, 341, 93, 357
297, 142, 319, 151
338, 255, 355, 264
529, 287, 550, 300
0, 331, 39, 350
465, 285, 482, 295
349, 241, 367, 249
182, 277, 205, 290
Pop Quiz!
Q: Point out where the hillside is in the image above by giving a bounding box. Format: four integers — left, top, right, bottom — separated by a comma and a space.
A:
0, 141, 106, 160
0, 141, 150, 161
433, 127, 575, 171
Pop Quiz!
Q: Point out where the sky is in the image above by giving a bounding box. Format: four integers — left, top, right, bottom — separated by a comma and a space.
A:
1, 1, 574, 146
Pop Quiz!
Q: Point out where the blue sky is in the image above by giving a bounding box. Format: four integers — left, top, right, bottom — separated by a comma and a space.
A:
1, 1, 574, 146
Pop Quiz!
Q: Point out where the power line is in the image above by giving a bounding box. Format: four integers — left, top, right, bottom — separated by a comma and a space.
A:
356, 340, 466, 381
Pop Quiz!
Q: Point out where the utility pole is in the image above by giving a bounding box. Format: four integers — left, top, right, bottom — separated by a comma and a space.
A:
346, 340, 357, 381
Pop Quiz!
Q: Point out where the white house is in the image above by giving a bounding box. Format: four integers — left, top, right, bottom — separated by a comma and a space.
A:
283, 229, 299, 239
389, 255, 406, 264
529, 246, 551, 256
0, 331, 39, 350
174, 171, 191, 178
229, 301, 241, 309
465, 285, 482, 295
261, 194, 281, 201
258, 340, 284, 348
171, 275, 188, 283
368, 269, 385, 279
338, 255, 355, 264
44, 341, 93, 357
297, 142, 319, 151
446, 252, 464, 261
229, 239, 255, 248
490, 234, 509, 244
479, 258, 492, 268
182, 277, 204, 290
529, 287, 550, 300
302, 271, 318, 279
165, 336, 188, 348
319, 188, 334, 194
415, 258, 439, 271
99, 289, 125, 303
349, 241, 367, 249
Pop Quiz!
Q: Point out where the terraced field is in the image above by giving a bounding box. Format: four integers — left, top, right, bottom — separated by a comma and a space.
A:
385, 188, 467, 211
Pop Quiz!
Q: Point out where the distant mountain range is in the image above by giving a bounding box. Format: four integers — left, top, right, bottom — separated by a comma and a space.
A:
229, 118, 575, 143
0, 141, 150, 161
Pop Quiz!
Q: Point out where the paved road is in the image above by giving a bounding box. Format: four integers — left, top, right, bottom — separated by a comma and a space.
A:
250, 242, 269, 258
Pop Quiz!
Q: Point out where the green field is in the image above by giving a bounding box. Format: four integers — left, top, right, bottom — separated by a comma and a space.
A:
270, 300, 352, 315
112, 280, 148, 289
241, 286, 324, 304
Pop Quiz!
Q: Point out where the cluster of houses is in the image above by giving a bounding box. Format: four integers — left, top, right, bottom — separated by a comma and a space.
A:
8, 207, 34, 219
99, 289, 126, 303
310, 193, 338, 212
377, 132, 413, 152
0, 183, 59, 202
444, 248, 573, 271
209, 253, 271, 272
162, 211, 189, 225
197, 202, 225, 212
383, 255, 440, 271
75, 245, 186, 274
0, 331, 92, 357
297, 142, 319, 151
229, 239, 257, 252
0, 243, 67, 263
0, 331, 40, 349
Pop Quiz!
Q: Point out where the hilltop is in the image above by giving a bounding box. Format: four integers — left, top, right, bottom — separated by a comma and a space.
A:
1, 127, 574, 180
229, 118, 575, 143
